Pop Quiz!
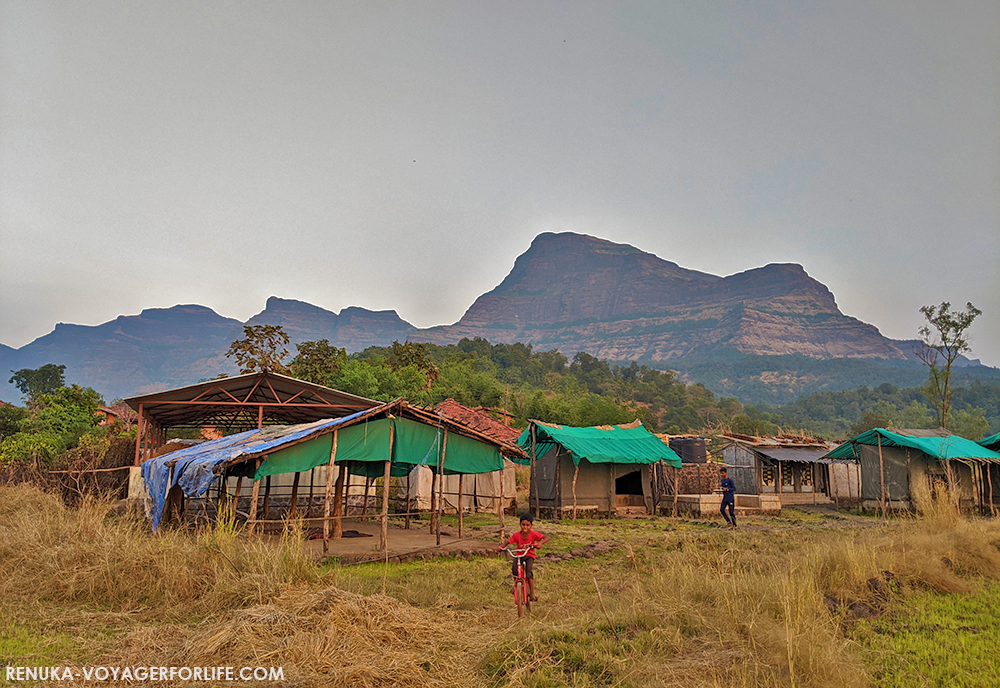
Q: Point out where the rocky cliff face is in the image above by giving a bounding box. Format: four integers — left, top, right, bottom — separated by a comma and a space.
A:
412, 232, 906, 362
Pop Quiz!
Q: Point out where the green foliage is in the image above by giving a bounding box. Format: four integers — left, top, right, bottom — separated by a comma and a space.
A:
0, 403, 27, 440
8, 363, 66, 402
289, 339, 348, 386
918, 301, 982, 428
0, 384, 103, 465
225, 324, 290, 374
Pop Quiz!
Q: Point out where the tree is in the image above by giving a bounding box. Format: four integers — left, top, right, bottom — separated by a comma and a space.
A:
387, 341, 439, 389
917, 301, 982, 429
9, 364, 66, 402
289, 339, 348, 386
225, 325, 290, 374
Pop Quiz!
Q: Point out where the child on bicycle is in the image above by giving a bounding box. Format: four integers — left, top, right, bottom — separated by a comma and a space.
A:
499, 513, 550, 601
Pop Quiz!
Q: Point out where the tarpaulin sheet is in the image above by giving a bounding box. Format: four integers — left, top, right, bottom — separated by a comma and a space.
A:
255, 434, 333, 480
979, 433, 1000, 451
826, 429, 1000, 462
516, 421, 681, 467
392, 417, 504, 474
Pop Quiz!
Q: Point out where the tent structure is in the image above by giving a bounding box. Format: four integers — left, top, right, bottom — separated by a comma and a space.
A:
400, 399, 519, 514
517, 420, 682, 518
125, 372, 379, 465
980, 433, 1000, 451
824, 428, 1000, 512
722, 434, 857, 506
141, 399, 526, 551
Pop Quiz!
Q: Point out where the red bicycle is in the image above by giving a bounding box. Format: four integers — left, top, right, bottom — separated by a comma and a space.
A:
499, 545, 535, 617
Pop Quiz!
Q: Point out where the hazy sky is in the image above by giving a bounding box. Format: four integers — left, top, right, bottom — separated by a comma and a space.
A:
2, 1, 998, 365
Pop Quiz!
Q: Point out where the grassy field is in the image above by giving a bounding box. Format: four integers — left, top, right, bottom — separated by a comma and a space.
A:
2, 484, 1000, 687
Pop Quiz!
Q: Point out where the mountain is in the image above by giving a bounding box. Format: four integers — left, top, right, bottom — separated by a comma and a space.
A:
0, 300, 416, 402
412, 232, 907, 361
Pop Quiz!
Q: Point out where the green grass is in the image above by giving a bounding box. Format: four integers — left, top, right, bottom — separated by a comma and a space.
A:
0, 623, 76, 666
853, 582, 1000, 687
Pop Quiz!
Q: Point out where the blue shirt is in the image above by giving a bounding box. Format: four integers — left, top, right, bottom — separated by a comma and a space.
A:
720, 477, 736, 503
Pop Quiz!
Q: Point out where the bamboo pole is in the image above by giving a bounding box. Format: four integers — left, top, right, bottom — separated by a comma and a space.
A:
878, 434, 887, 517
288, 472, 301, 519
458, 474, 464, 537
498, 463, 506, 540
555, 448, 562, 519
133, 404, 144, 466
322, 430, 339, 554
988, 464, 996, 517
436, 430, 448, 547
608, 464, 615, 518
830, 463, 839, 509
233, 474, 244, 519
307, 467, 315, 518
430, 467, 439, 532
572, 463, 580, 522
248, 459, 262, 535
405, 470, 411, 530
361, 476, 371, 517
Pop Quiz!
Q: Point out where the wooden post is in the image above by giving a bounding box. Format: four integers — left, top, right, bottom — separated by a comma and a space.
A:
812, 464, 817, 505
333, 462, 346, 538
361, 476, 371, 517
436, 430, 448, 547
878, 433, 887, 517
248, 459, 263, 535
308, 468, 316, 518
322, 430, 339, 554
289, 472, 301, 519
555, 449, 562, 520
379, 423, 395, 553
672, 465, 679, 517
133, 404, 144, 466
830, 463, 839, 509
405, 470, 411, 530
257, 405, 263, 429
572, 463, 580, 522
458, 474, 464, 537
263, 475, 272, 519
608, 464, 615, 518
988, 464, 996, 517
498, 463, 506, 540
530, 424, 539, 519
233, 474, 244, 518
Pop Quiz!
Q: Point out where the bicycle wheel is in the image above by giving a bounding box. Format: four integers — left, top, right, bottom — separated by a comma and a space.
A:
514, 580, 524, 618
524, 584, 532, 614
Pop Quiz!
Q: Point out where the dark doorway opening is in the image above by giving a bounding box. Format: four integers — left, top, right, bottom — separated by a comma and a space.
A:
616, 470, 643, 495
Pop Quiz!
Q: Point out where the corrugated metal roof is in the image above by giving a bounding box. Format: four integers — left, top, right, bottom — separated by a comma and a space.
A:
751, 446, 836, 464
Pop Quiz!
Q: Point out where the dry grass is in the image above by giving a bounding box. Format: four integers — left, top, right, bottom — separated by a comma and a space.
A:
4, 482, 1000, 687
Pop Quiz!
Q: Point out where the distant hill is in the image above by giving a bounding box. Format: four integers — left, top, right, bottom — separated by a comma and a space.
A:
412, 232, 908, 361
1, 232, 995, 405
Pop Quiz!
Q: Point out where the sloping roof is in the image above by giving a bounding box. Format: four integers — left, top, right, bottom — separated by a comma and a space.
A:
435, 399, 520, 443
141, 399, 527, 530
825, 428, 1000, 462
723, 433, 838, 463
978, 432, 1000, 450
517, 420, 682, 467
98, 402, 138, 424
125, 372, 378, 428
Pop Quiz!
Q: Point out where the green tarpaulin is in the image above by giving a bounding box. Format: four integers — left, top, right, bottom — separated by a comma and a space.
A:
826, 429, 1000, 462
979, 433, 1000, 450
516, 422, 682, 467
254, 417, 505, 481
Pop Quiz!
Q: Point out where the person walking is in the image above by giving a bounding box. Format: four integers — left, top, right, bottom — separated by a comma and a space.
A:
719, 468, 737, 529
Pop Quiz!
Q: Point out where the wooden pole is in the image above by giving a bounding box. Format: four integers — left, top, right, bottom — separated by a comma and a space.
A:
289, 472, 301, 519
133, 404, 144, 466
333, 462, 346, 538
608, 464, 615, 518
233, 474, 244, 518
812, 464, 817, 505
361, 475, 372, 518
498, 463, 506, 540
436, 430, 448, 547
308, 467, 315, 518
379, 423, 394, 552
405, 470, 411, 530
830, 463, 839, 509
248, 459, 262, 535
531, 424, 539, 520
263, 475, 272, 519
988, 463, 996, 517
572, 463, 580, 522
257, 405, 263, 429
458, 474, 464, 537
555, 448, 562, 519
672, 465, 679, 517
430, 467, 439, 532
878, 433, 887, 517
322, 430, 339, 554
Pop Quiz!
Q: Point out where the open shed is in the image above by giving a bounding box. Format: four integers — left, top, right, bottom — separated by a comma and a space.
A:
825, 428, 1000, 513
518, 420, 682, 518
141, 399, 526, 551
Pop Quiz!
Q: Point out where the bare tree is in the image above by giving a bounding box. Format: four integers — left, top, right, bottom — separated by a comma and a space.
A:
916, 301, 982, 429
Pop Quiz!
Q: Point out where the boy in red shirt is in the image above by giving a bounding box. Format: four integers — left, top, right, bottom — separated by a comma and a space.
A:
499, 513, 550, 601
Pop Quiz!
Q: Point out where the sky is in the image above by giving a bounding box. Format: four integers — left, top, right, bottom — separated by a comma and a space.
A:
2, 1, 998, 365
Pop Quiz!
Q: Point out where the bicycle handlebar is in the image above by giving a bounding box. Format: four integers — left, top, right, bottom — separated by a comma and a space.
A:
498, 545, 536, 558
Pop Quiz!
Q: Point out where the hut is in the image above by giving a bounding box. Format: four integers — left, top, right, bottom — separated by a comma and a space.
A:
824, 428, 1000, 512
518, 420, 682, 518
400, 399, 519, 513
723, 433, 857, 507
140, 398, 526, 551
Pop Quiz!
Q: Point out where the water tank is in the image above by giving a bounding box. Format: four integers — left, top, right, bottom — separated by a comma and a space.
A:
669, 437, 707, 464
